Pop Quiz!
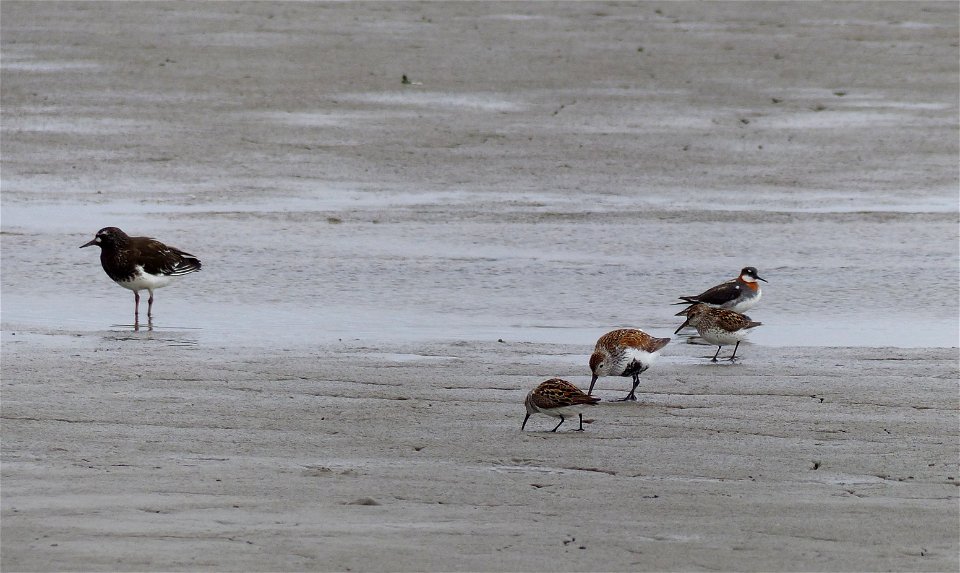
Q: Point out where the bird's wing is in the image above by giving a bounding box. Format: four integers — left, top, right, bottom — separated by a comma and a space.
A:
679, 279, 742, 305
715, 310, 760, 332
140, 240, 202, 276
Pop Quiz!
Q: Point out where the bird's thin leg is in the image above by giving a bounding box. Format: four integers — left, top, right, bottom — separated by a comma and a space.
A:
132, 292, 140, 330
711, 346, 722, 362
574, 413, 585, 431
615, 374, 641, 402
147, 289, 154, 318
728, 341, 741, 362
551, 416, 565, 432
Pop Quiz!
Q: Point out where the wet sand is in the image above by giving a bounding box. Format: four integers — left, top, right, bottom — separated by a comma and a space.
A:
2, 2, 959, 572
2, 336, 957, 572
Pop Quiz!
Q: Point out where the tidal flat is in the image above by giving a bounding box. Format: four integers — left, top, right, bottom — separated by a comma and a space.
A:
2, 2, 958, 571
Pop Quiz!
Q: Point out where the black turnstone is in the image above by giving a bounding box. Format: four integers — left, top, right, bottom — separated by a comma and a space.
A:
80, 227, 201, 319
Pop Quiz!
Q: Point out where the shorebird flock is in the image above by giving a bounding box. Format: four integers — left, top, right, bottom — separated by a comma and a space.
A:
522, 266, 766, 432
79, 227, 765, 434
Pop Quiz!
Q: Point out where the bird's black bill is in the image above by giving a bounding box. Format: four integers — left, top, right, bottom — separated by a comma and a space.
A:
587, 374, 598, 395
79, 239, 96, 248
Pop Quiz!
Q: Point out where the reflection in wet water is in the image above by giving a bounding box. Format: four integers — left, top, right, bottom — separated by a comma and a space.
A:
102, 324, 200, 347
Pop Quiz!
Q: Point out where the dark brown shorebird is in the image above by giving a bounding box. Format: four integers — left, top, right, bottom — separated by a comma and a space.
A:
522, 378, 600, 432
676, 303, 762, 362
80, 227, 201, 321
588, 329, 671, 402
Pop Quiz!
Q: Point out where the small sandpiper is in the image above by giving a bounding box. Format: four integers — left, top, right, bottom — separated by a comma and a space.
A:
522, 378, 600, 432
80, 227, 201, 321
674, 266, 766, 317
588, 329, 671, 402
676, 303, 762, 362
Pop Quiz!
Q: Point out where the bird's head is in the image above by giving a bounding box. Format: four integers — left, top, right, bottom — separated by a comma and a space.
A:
80, 227, 129, 249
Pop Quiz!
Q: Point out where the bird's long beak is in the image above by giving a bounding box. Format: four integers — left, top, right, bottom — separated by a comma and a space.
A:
674, 318, 691, 335
79, 238, 96, 248
756, 275, 768, 283
521, 412, 531, 431
587, 374, 598, 395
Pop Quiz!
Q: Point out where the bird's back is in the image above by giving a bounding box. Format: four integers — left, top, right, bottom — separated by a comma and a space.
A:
596, 328, 669, 354
529, 378, 600, 411
134, 238, 202, 277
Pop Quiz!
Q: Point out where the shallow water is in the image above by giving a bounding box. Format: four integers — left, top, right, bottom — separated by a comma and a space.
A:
2, 191, 956, 350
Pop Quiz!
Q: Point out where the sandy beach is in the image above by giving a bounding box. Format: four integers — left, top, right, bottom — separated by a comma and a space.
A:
2, 2, 958, 571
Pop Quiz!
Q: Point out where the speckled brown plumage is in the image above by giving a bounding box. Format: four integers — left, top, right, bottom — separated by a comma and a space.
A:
588, 328, 670, 401
679, 303, 762, 362
593, 329, 671, 356
522, 378, 600, 432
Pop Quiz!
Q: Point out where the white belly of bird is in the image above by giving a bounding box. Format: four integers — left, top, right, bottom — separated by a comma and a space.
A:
615, 347, 658, 374
117, 266, 174, 292
699, 325, 751, 346
727, 290, 760, 313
